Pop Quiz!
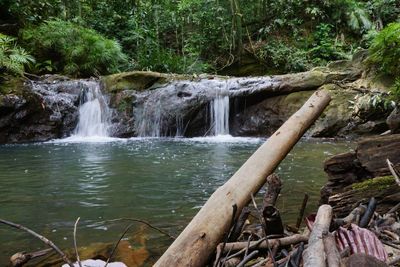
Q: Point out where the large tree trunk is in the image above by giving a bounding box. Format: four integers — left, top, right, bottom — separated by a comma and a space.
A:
154, 90, 331, 267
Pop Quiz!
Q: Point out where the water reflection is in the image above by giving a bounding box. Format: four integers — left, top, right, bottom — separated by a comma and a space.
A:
0, 138, 352, 265
78, 149, 110, 208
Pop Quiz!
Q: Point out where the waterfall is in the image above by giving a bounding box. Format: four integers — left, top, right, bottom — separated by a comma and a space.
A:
73, 81, 110, 137
210, 90, 230, 136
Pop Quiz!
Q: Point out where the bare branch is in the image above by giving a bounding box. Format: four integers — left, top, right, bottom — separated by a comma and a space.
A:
0, 218, 74, 267
73, 217, 82, 267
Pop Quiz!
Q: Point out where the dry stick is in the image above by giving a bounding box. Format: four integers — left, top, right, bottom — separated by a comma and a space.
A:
262, 174, 282, 207
296, 193, 309, 230
10, 248, 53, 267
225, 237, 266, 260
219, 246, 233, 267
244, 235, 252, 258
387, 202, 400, 214
251, 193, 275, 264
302, 205, 333, 267
387, 159, 400, 186
250, 258, 268, 267
359, 197, 377, 228
222, 234, 309, 253
332, 204, 366, 229
104, 223, 134, 267
103, 218, 175, 240
388, 255, 400, 266
323, 231, 340, 267
229, 207, 251, 242
382, 240, 400, 250
237, 250, 259, 267
0, 218, 74, 267
73, 217, 82, 267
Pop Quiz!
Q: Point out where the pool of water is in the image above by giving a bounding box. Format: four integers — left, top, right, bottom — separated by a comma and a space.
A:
0, 137, 352, 265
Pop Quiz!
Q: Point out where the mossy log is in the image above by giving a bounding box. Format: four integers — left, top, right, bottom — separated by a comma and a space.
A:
321, 134, 400, 204
328, 176, 399, 217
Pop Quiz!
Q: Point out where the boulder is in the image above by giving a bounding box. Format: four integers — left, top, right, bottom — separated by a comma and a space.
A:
320, 134, 400, 214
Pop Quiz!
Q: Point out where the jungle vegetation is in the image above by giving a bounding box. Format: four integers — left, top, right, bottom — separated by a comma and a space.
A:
0, 0, 399, 78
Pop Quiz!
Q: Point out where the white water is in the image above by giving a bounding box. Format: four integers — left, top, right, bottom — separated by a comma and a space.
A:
210, 89, 230, 136
72, 81, 111, 138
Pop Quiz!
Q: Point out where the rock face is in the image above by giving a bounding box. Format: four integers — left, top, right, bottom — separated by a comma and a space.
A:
0, 76, 88, 143
105, 59, 368, 138
320, 134, 400, 216
0, 50, 396, 143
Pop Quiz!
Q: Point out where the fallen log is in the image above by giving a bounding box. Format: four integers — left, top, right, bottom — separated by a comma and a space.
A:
154, 90, 331, 267
219, 234, 309, 253
323, 232, 340, 267
303, 204, 333, 267
328, 176, 399, 217
321, 134, 400, 204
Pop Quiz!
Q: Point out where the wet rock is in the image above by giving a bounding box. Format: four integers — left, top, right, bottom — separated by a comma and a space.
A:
0, 76, 92, 143
321, 134, 400, 206
102, 71, 171, 93
387, 106, 400, 133
344, 253, 388, 267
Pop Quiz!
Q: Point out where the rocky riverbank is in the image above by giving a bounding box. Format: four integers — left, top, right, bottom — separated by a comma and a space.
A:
0, 50, 397, 143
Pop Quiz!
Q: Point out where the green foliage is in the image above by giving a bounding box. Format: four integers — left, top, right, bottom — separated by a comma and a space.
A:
0, 33, 35, 76
366, 0, 400, 27
390, 78, 400, 101
257, 41, 311, 73
0, 0, 399, 76
349, 91, 395, 119
368, 23, 400, 77
309, 24, 349, 65
21, 20, 127, 77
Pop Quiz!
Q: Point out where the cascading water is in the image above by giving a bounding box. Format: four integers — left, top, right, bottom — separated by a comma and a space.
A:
73, 81, 111, 137
210, 89, 230, 136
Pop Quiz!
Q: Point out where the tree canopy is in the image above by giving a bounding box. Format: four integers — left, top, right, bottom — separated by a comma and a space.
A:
0, 0, 399, 77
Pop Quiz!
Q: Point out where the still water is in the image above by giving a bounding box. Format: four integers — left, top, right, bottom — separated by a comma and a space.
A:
0, 137, 351, 265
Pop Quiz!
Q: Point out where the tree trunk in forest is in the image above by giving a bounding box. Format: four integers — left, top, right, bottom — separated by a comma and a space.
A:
154, 90, 331, 267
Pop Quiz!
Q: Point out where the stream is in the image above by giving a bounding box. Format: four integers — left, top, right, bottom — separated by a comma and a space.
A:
0, 137, 352, 265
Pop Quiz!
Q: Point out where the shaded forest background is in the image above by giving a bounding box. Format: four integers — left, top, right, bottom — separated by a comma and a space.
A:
0, 0, 399, 78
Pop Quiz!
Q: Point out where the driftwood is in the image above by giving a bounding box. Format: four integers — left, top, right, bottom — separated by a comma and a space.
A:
154, 90, 331, 266
262, 174, 284, 236
333, 204, 366, 229
328, 177, 399, 217
360, 197, 377, 228
262, 174, 282, 207
73, 217, 82, 267
321, 134, 400, 204
323, 231, 340, 267
296, 193, 309, 229
219, 234, 309, 253
387, 159, 400, 186
303, 204, 333, 267
263, 206, 284, 236
0, 218, 74, 267
228, 207, 250, 242
10, 248, 53, 267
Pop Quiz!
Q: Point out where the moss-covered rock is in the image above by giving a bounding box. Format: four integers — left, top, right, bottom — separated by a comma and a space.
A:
351, 175, 395, 191
102, 71, 170, 93
328, 175, 399, 217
